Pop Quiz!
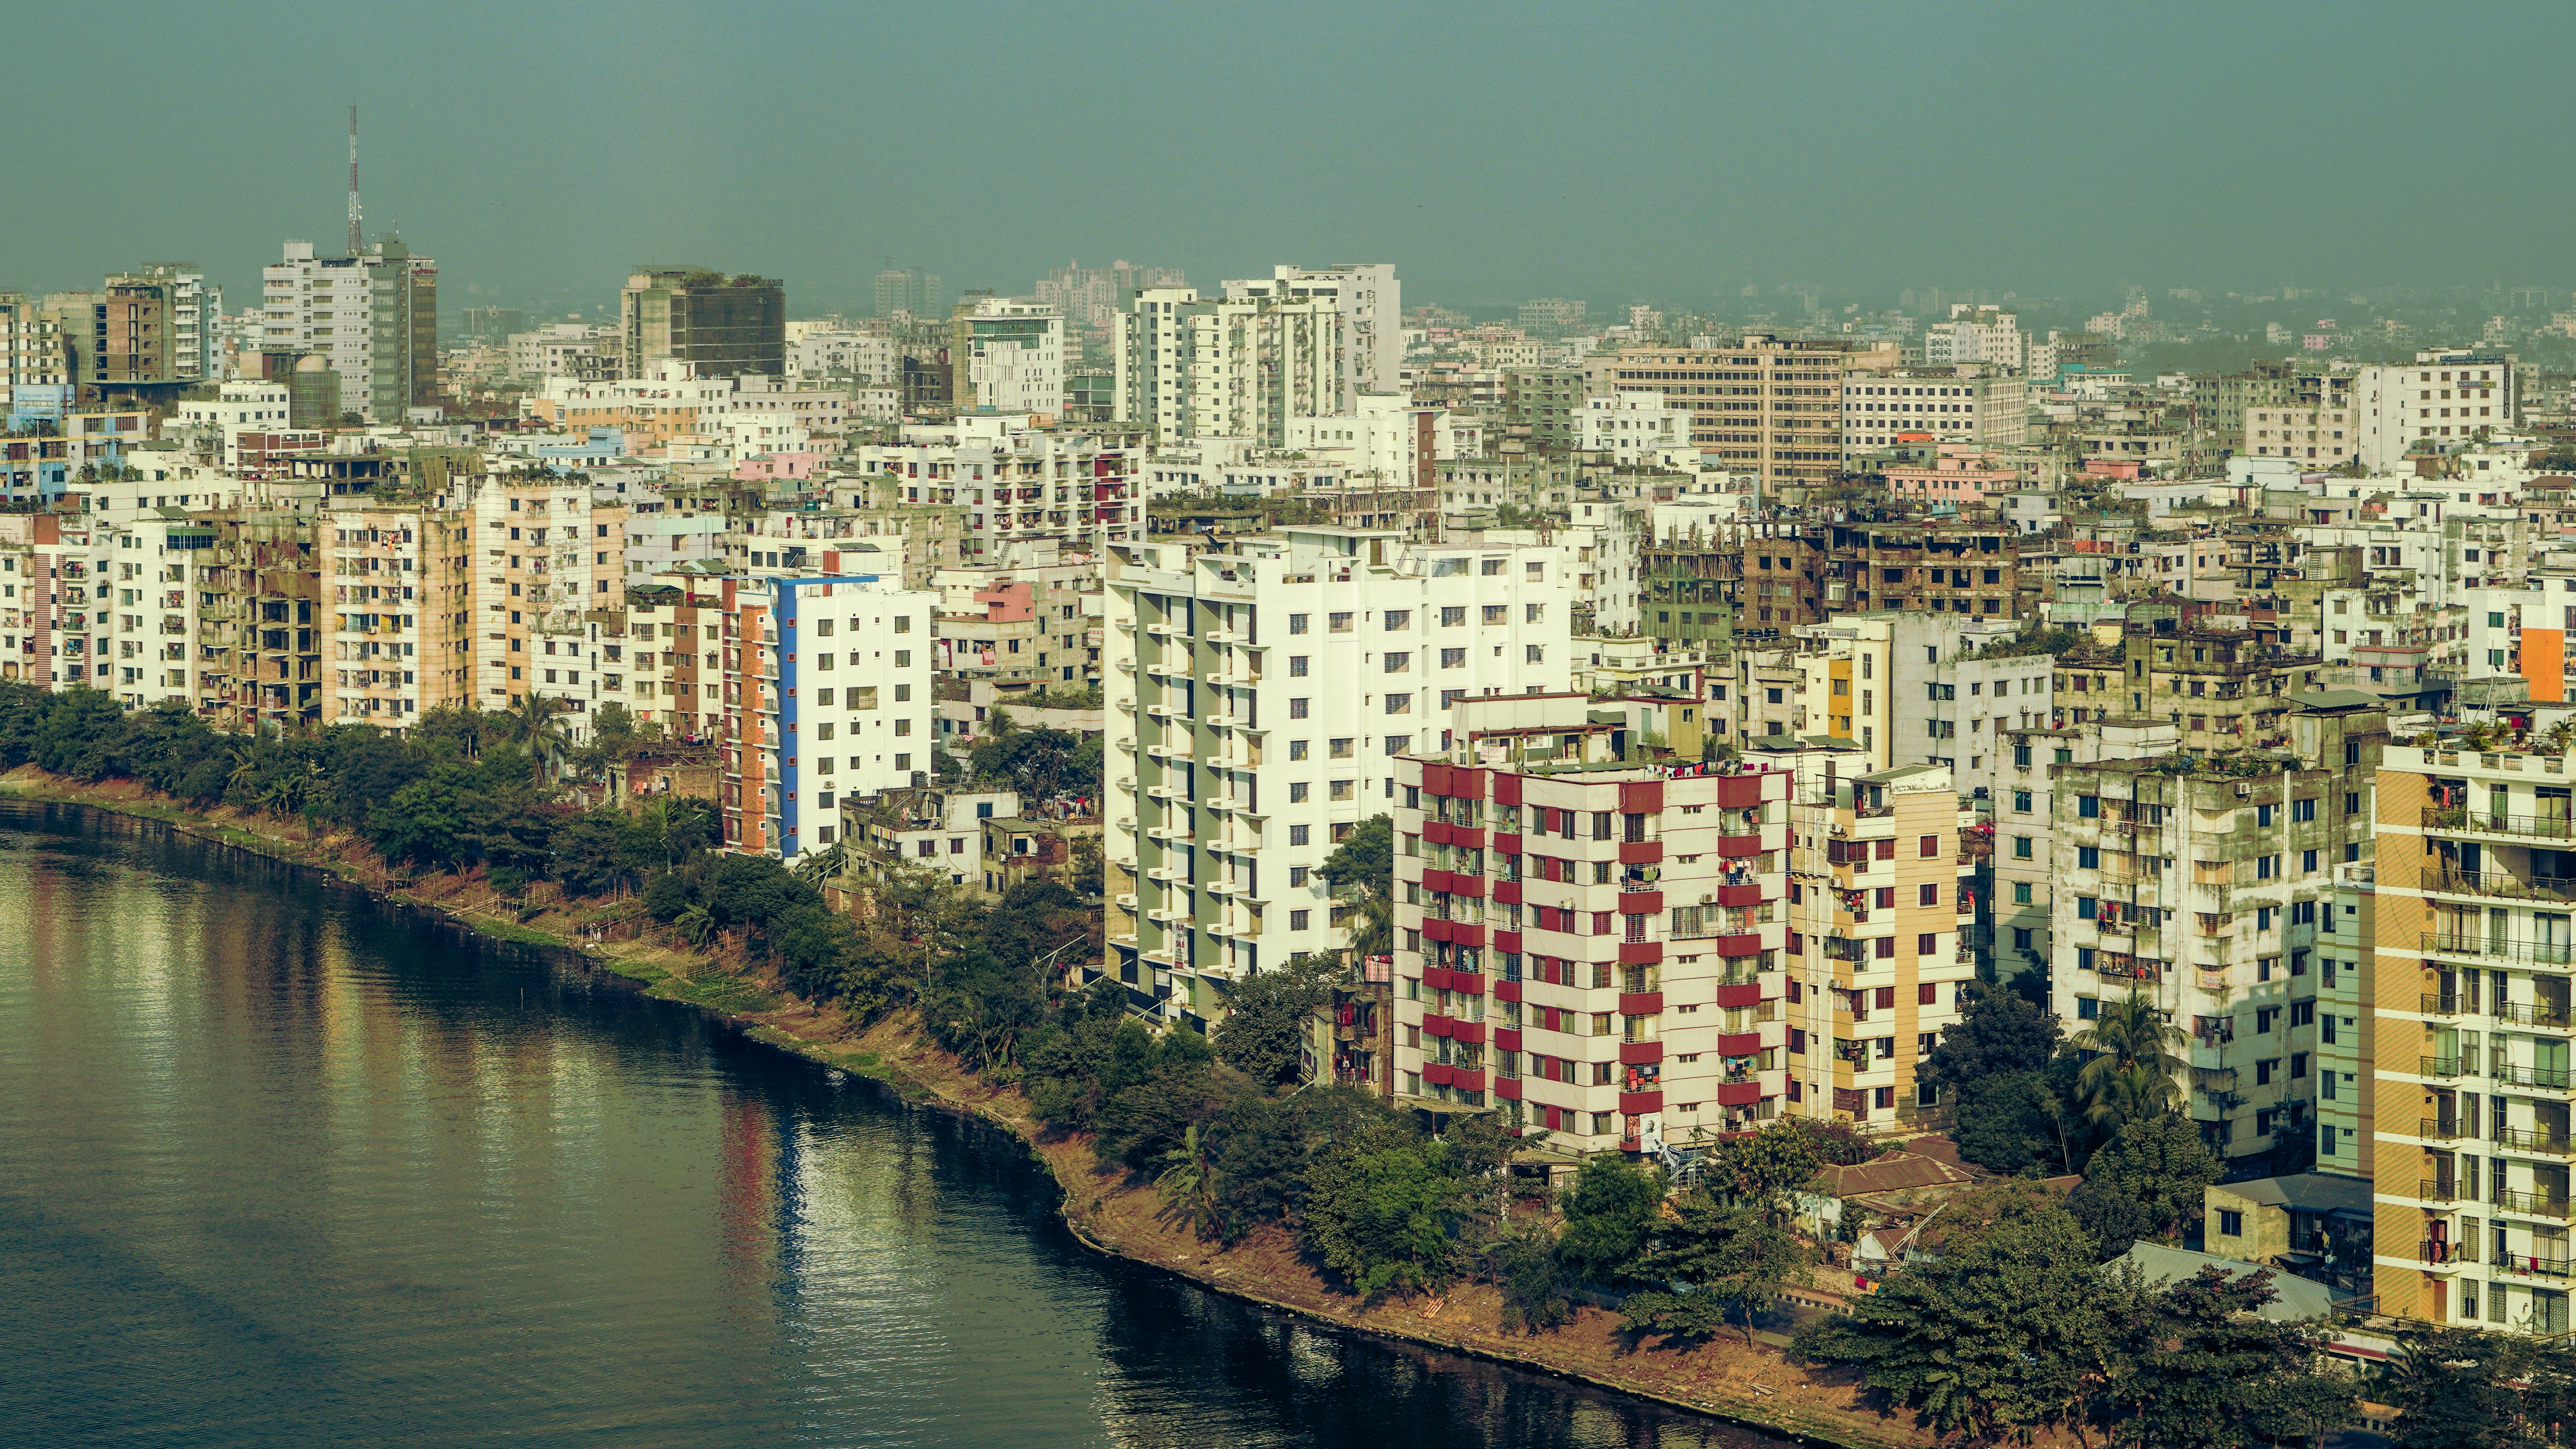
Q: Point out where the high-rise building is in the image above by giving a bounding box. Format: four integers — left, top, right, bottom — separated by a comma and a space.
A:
1233, 265, 1402, 397
1104, 528, 1572, 1025
1592, 334, 1902, 498
1113, 287, 1347, 445
620, 269, 785, 380
950, 295, 1064, 415
2352, 735, 2576, 1333
260, 237, 436, 423
1392, 742, 1794, 1150
2049, 697, 2385, 1170
719, 572, 936, 864
1783, 762, 1975, 1133
874, 265, 942, 319
2354, 351, 2515, 472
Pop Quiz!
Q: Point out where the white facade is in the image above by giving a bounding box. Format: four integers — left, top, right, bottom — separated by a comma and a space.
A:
1921, 306, 2024, 370
1237, 264, 1403, 398
2355, 352, 2516, 473
957, 296, 1065, 415
764, 573, 938, 862
1117, 287, 1348, 445
786, 328, 897, 386
1577, 391, 1687, 465
259, 239, 430, 423
1840, 369, 2030, 456
1105, 528, 1572, 1025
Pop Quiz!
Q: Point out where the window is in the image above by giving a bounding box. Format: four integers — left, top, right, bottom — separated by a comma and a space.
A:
1524, 645, 1545, 664
1289, 613, 1310, 635
2078, 846, 2099, 869
1918, 982, 1938, 1005
1919, 834, 1939, 858
1383, 652, 1410, 674
2077, 794, 2099, 818
1291, 697, 1310, 718
1289, 866, 1309, 886
1386, 693, 1412, 714
1290, 782, 1310, 803
1916, 933, 1937, 955
1330, 738, 1353, 758
1329, 612, 1353, 632
1290, 655, 1309, 677
2218, 1210, 2243, 1237
2013, 882, 2031, 904
2013, 835, 2032, 860
2076, 996, 2099, 1020
1918, 883, 1939, 906
1290, 910, 1310, 930
1384, 609, 1411, 631
2013, 790, 2031, 813
1289, 824, 1310, 845
2013, 927, 2033, 950
1289, 740, 1309, 761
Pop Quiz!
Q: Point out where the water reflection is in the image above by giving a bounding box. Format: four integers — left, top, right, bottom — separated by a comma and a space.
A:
0, 801, 1796, 1449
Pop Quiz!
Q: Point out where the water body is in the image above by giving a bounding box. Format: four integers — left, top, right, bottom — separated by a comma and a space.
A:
0, 800, 1799, 1449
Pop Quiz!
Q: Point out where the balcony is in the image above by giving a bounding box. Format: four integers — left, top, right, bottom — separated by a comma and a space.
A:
2431, 867, 2576, 904
2419, 1178, 2460, 1202
2423, 805, 2576, 844
2420, 1117, 2467, 1141
2494, 1189, 2573, 1220
2494, 1253, 2576, 1280
2421, 932, 2576, 966
2423, 1240, 2480, 1266
2422, 993, 2464, 1017
2496, 1002, 2576, 1030
2495, 1126, 2575, 1156
2495, 1064, 2575, 1090
2421, 1056, 2466, 1078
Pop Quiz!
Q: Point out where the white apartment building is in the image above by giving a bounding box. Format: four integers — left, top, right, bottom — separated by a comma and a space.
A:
955, 296, 1065, 415
1232, 264, 1402, 398
2356, 352, 2516, 473
260, 238, 434, 423
1922, 306, 2025, 371
1281, 394, 1465, 492
169, 380, 299, 468
0, 292, 70, 388
2246, 404, 2358, 466
1840, 367, 2030, 457
786, 328, 897, 387
1116, 287, 1348, 445
509, 325, 616, 380
2048, 700, 2381, 1167
1578, 392, 1688, 466
724, 571, 937, 863
1104, 528, 1572, 1027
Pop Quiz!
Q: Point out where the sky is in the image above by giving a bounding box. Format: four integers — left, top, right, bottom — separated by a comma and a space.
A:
9, 0, 2574, 319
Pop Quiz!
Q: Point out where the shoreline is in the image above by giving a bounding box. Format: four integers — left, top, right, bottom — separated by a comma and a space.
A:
0, 770, 1911, 1449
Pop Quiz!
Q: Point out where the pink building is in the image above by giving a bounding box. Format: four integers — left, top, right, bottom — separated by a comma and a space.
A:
733, 451, 825, 482
1885, 443, 2025, 498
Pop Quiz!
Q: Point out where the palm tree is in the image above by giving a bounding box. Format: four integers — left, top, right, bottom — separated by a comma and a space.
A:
1155, 1121, 1223, 1241
793, 838, 848, 885
674, 903, 716, 946
2073, 991, 2188, 1126
496, 692, 573, 776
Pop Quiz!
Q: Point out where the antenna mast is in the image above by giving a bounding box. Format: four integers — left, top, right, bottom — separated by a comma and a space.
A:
347, 104, 363, 255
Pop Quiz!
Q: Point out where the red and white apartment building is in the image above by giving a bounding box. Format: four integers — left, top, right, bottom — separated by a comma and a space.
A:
1392, 756, 1793, 1155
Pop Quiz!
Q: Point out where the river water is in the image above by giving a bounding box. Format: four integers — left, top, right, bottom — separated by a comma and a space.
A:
0, 801, 1798, 1449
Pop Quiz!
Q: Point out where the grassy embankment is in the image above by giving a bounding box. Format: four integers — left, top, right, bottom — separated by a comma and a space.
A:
0, 764, 1922, 1449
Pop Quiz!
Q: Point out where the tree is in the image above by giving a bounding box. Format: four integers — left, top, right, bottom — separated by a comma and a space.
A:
1950, 1071, 2070, 1176
2105, 1267, 2354, 1449
1921, 986, 2065, 1096
1211, 953, 1340, 1087
1623, 1192, 1808, 1345
1555, 1152, 1668, 1281
1155, 1121, 1224, 1241
2073, 992, 2188, 1128
1795, 1196, 2118, 1447
2066, 1112, 2218, 1258
1707, 1122, 1823, 1215
1492, 1224, 1574, 1335
494, 692, 574, 776
1318, 814, 1394, 955
2379, 1328, 2576, 1449
1299, 1129, 1476, 1299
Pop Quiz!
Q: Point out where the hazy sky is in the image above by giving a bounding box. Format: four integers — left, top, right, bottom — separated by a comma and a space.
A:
10, 0, 2573, 318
